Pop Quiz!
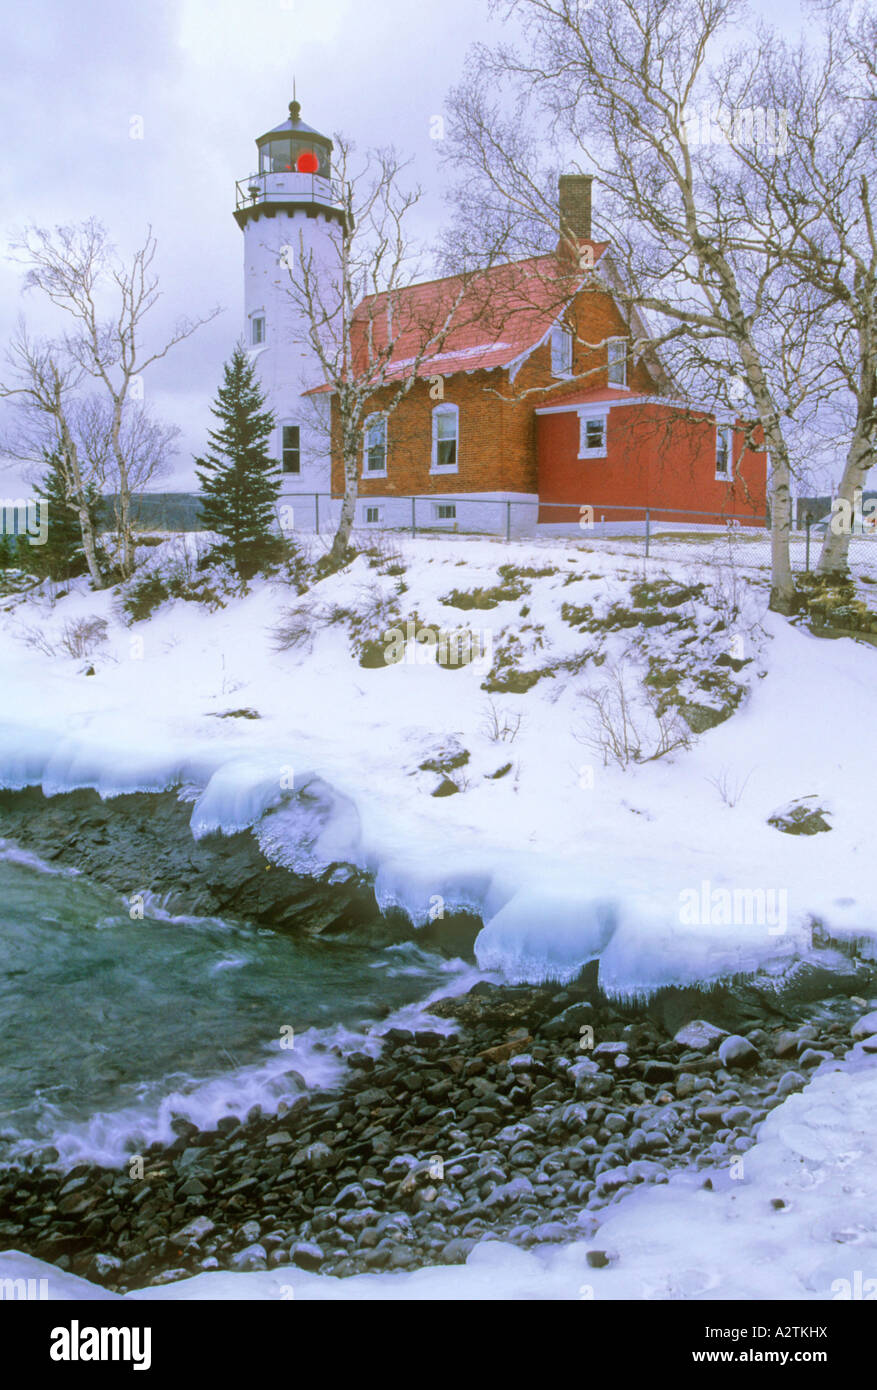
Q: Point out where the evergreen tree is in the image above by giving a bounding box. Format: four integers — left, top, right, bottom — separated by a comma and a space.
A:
195, 346, 282, 584
0, 531, 20, 573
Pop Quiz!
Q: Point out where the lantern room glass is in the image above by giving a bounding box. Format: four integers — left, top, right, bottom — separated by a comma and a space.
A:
259, 139, 330, 177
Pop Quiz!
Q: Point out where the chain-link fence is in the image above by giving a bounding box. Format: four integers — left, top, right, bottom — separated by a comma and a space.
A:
276, 492, 877, 581
110, 489, 877, 585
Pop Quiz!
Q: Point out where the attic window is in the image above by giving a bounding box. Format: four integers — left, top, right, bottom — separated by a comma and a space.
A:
607, 337, 628, 387
551, 324, 574, 377
716, 426, 732, 479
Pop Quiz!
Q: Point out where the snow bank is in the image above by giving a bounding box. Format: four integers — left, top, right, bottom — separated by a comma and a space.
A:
0, 537, 875, 997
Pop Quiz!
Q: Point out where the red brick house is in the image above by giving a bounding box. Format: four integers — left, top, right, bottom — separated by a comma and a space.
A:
320, 175, 767, 533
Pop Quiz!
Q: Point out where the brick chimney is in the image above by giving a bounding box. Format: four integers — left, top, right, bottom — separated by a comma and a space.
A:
558, 174, 593, 255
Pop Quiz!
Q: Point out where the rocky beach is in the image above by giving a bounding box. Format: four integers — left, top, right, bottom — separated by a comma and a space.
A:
2, 943, 872, 1294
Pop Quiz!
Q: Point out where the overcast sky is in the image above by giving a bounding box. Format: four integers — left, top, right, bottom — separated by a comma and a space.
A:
0, 0, 809, 492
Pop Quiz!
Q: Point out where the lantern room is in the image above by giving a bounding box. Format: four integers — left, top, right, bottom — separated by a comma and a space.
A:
233, 98, 346, 230
256, 99, 332, 177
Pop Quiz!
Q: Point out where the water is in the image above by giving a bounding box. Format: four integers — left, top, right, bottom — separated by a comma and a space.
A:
0, 847, 468, 1168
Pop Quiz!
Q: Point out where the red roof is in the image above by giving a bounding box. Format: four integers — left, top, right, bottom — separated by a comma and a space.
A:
534, 386, 641, 411
304, 244, 608, 393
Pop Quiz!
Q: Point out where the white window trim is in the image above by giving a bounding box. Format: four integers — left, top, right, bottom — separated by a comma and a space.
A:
279, 420, 301, 475
551, 323, 574, 379
363, 504, 383, 523
430, 403, 460, 473
607, 336, 629, 389
715, 424, 733, 481
250, 311, 267, 347
577, 410, 608, 459
434, 502, 458, 520
362, 412, 388, 479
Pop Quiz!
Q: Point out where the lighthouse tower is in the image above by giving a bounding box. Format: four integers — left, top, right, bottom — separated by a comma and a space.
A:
234, 99, 346, 500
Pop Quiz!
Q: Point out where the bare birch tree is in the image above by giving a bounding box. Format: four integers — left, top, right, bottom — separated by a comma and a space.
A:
9, 220, 219, 579
442, 0, 814, 608
0, 322, 104, 588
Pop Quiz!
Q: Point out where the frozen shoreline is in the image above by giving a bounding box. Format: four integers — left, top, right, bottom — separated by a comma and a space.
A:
4, 1037, 876, 1302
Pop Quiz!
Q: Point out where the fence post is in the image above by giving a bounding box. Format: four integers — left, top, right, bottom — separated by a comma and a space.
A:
314, 494, 320, 534
805, 516, 811, 572
645, 508, 650, 559
505, 500, 511, 544
411, 496, 416, 538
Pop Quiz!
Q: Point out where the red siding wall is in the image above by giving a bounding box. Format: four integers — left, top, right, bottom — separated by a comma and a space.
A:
536, 403, 767, 524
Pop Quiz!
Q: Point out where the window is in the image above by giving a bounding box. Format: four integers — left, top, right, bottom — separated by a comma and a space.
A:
363, 414, 387, 474
436, 503, 457, 520
578, 415, 606, 457
251, 315, 266, 346
607, 338, 627, 387
716, 425, 732, 480
551, 324, 574, 376
431, 404, 459, 470
364, 506, 382, 523
281, 424, 300, 474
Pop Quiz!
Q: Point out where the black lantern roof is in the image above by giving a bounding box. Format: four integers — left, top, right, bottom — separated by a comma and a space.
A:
255, 100, 333, 152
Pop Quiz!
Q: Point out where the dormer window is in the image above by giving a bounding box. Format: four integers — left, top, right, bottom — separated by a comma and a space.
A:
608, 337, 628, 387
551, 324, 574, 377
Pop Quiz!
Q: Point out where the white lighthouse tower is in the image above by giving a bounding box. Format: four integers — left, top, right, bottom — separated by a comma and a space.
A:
234, 98, 346, 509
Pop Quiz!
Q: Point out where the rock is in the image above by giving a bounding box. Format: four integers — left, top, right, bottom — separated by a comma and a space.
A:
718, 1035, 759, 1069
265, 1130, 293, 1147
592, 1041, 628, 1058
586, 1249, 613, 1268
88, 1253, 122, 1281
774, 1070, 805, 1099
531, 1221, 568, 1243
179, 1177, 207, 1198
238, 1220, 261, 1244
230, 1243, 267, 1271
596, 1167, 630, 1195
149, 1267, 190, 1285
441, 1237, 476, 1264
673, 1020, 728, 1052
798, 1048, 833, 1068
767, 799, 831, 835
483, 1176, 534, 1208
642, 1060, 676, 1083
507, 1054, 536, 1073
721, 1106, 752, 1128
302, 1142, 333, 1171
291, 1241, 325, 1272
542, 1003, 595, 1038
171, 1216, 217, 1245
336, 1182, 367, 1207
675, 1072, 698, 1099
852, 1011, 877, 1039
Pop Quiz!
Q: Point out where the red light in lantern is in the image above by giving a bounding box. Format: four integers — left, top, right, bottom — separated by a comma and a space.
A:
297, 151, 319, 174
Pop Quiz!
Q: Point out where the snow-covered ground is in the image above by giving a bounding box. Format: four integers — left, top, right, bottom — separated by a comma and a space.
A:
4, 1037, 876, 1301
0, 531, 874, 996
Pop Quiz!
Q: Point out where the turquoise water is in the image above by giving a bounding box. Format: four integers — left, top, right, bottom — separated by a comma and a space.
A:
0, 849, 462, 1167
